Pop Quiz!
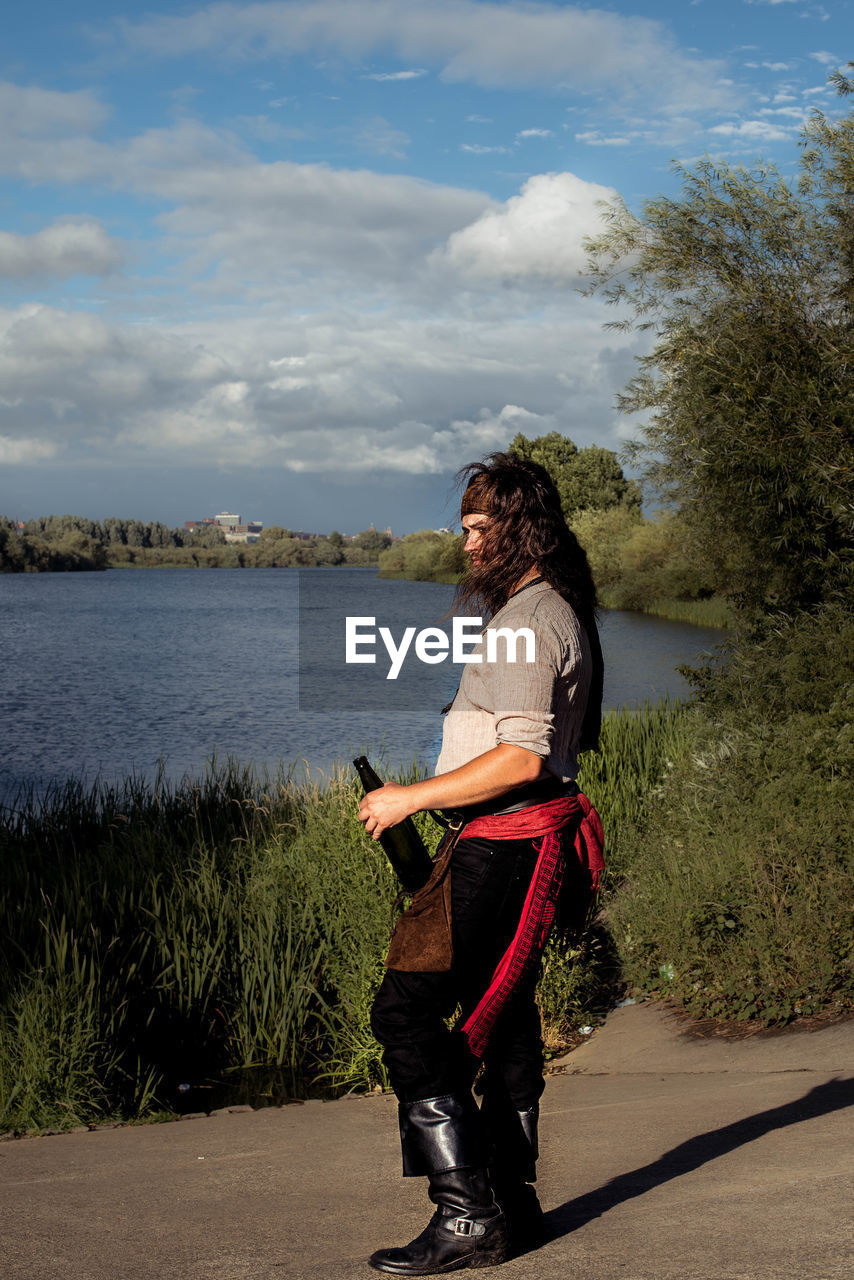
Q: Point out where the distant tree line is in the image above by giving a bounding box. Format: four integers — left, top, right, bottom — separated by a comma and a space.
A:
0, 514, 392, 573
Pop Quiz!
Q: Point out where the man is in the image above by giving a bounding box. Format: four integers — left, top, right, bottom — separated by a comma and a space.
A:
359, 453, 603, 1275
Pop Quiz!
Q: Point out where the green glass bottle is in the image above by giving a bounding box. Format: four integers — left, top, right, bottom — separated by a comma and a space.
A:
353, 756, 434, 893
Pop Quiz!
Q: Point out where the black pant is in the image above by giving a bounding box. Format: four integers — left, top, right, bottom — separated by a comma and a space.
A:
370, 834, 547, 1110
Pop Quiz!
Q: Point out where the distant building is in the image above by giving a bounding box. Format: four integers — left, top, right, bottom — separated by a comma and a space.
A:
184, 512, 264, 543
183, 518, 217, 531
224, 523, 263, 545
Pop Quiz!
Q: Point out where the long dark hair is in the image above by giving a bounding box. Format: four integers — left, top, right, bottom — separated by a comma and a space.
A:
454, 454, 596, 620
453, 452, 603, 750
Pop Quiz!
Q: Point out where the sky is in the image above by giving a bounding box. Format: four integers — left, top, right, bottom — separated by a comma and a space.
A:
0, 0, 851, 535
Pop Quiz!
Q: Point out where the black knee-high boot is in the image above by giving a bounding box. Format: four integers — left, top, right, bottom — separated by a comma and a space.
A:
369, 1094, 508, 1275
481, 1089, 545, 1253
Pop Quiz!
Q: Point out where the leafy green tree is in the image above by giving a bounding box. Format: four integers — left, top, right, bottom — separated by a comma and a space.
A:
124, 520, 146, 548
352, 527, 392, 554
585, 72, 854, 615
312, 537, 347, 566
0, 520, 26, 572
377, 530, 464, 580
571, 505, 642, 588
435, 533, 467, 578
342, 545, 376, 567
508, 432, 641, 523
191, 523, 227, 548
103, 517, 128, 545
258, 525, 293, 542
144, 521, 175, 549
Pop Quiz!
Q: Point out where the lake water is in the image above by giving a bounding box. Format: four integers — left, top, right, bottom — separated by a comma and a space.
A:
0, 567, 723, 803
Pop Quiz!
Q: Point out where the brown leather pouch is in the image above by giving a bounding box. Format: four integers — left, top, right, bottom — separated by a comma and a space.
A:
384, 820, 464, 973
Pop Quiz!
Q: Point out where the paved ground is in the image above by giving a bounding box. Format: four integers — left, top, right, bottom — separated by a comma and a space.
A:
1, 1001, 853, 1280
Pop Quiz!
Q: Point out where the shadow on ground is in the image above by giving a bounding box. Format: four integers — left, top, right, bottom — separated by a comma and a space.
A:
543, 1076, 854, 1240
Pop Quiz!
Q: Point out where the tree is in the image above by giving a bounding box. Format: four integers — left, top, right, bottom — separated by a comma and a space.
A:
571, 505, 641, 588
191, 523, 227, 548
258, 525, 293, 541
352, 527, 392, 554
585, 72, 854, 615
313, 537, 346, 566
144, 521, 175, 549
508, 432, 641, 523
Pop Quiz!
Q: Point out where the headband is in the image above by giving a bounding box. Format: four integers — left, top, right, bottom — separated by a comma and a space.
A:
460, 481, 494, 517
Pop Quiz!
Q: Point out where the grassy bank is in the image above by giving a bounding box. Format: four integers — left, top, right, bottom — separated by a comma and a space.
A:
607, 607, 854, 1025
0, 703, 683, 1133
5, 657, 847, 1133
377, 569, 459, 585
598, 590, 732, 629
376, 568, 731, 628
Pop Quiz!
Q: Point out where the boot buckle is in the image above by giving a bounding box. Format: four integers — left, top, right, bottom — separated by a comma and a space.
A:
452, 1218, 483, 1238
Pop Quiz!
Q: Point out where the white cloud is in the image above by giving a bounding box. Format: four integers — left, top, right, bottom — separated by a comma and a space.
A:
575, 131, 632, 147
0, 220, 123, 279
809, 50, 839, 64
438, 171, 617, 283
363, 68, 427, 80
0, 94, 488, 291
0, 435, 58, 465
0, 80, 108, 137
758, 106, 808, 118
0, 280, 643, 477
517, 128, 554, 139
153, 158, 488, 289
709, 119, 793, 141
459, 143, 510, 154
0, 76, 648, 481
119, 0, 738, 117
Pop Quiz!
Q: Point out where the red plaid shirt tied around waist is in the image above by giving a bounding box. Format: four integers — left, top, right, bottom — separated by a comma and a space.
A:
459, 791, 605, 1060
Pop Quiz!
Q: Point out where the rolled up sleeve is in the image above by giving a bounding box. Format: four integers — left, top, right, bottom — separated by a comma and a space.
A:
489, 620, 564, 758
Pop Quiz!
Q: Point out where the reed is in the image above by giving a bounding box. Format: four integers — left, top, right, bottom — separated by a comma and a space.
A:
598, 590, 732, 629
0, 702, 686, 1130
577, 698, 692, 871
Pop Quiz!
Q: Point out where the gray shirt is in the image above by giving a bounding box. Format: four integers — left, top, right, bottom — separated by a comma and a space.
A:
435, 580, 592, 783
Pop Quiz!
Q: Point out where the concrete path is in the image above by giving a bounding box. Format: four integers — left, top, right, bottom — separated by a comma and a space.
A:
1, 1002, 852, 1280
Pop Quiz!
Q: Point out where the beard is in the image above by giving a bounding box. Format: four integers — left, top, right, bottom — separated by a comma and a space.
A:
456, 538, 529, 619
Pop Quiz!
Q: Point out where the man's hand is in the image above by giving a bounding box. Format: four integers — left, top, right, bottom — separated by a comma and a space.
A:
357, 744, 544, 841
358, 781, 414, 841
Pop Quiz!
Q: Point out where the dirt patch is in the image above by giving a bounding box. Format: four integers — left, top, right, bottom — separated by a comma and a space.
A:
663, 998, 854, 1042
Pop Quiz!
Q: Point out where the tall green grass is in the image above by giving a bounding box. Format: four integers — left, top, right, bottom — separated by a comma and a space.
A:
0, 705, 688, 1131
606, 607, 854, 1024
598, 590, 732, 629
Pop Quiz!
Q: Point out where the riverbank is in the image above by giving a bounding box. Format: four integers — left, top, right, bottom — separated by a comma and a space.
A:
597, 588, 731, 629
0, 702, 685, 1134
4, 658, 851, 1137
378, 569, 732, 629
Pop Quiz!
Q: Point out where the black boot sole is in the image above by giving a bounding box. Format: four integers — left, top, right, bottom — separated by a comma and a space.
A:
368, 1242, 508, 1275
